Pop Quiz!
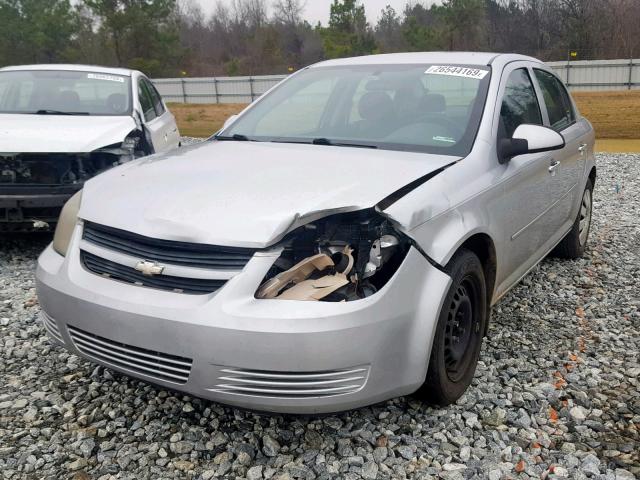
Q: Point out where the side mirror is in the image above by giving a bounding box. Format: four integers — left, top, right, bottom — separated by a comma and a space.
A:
498, 124, 565, 164
223, 114, 239, 129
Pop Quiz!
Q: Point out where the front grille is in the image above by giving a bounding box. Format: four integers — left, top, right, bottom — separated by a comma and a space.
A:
83, 222, 256, 270
68, 325, 192, 384
208, 366, 370, 399
0, 153, 115, 186
41, 312, 63, 344
81, 250, 226, 294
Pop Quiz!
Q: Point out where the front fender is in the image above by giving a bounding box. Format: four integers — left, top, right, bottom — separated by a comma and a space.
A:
408, 207, 500, 268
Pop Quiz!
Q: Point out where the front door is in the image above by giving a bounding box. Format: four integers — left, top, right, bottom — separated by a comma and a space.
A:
494, 65, 566, 296
137, 77, 178, 153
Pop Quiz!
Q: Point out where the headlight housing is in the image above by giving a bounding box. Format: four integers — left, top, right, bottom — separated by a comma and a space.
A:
53, 190, 82, 256
255, 209, 410, 302
95, 131, 143, 162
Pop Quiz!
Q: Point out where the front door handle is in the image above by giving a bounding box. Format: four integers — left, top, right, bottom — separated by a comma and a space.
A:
548, 159, 560, 176
578, 143, 587, 154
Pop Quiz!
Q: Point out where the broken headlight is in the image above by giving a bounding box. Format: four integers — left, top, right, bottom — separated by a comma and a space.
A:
53, 190, 82, 256
256, 209, 410, 302
96, 131, 143, 162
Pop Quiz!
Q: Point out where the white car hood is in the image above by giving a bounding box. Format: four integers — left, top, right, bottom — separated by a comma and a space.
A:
81, 141, 457, 248
0, 114, 136, 153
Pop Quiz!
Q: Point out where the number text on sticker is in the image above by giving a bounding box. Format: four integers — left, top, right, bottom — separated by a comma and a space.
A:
425, 66, 489, 80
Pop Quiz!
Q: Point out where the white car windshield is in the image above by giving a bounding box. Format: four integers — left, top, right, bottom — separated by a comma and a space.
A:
0, 70, 132, 116
220, 64, 491, 156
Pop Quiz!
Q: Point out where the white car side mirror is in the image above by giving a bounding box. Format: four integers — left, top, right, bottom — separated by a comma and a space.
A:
499, 124, 565, 163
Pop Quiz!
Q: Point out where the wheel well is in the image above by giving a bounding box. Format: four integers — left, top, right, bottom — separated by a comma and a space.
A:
458, 233, 497, 311
588, 166, 596, 187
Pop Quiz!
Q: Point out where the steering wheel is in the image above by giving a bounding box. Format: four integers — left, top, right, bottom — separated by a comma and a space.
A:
107, 94, 127, 114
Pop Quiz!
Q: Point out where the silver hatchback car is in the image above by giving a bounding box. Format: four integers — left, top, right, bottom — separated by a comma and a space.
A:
36, 52, 595, 413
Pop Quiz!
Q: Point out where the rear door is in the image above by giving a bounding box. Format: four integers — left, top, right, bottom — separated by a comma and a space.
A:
531, 68, 587, 231
137, 76, 179, 153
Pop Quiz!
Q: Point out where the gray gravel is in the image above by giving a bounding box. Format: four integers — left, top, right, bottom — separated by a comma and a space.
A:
1, 153, 638, 479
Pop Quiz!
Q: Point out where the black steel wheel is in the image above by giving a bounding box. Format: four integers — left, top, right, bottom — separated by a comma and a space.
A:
417, 248, 487, 405
444, 279, 482, 383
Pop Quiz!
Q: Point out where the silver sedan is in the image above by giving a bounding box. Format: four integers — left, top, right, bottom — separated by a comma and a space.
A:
36, 52, 595, 413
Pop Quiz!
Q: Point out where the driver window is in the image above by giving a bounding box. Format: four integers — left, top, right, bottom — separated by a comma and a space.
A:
138, 80, 156, 122
500, 68, 542, 138
145, 79, 166, 116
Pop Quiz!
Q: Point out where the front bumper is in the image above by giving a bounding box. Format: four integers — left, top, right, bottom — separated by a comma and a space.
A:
0, 189, 78, 231
36, 226, 451, 413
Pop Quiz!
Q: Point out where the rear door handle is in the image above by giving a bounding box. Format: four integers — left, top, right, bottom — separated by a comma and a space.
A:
548, 159, 560, 176
578, 143, 587, 153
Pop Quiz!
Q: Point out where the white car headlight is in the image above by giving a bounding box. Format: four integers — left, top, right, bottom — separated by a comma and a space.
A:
53, 190, 82, 256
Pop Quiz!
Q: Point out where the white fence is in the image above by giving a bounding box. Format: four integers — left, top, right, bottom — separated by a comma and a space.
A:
153, 75, 286, 104
153, 58, 640, 103
547, 58, 639, 91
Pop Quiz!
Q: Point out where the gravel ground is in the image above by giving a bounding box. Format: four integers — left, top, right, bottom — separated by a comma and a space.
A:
0, 153, 638, 480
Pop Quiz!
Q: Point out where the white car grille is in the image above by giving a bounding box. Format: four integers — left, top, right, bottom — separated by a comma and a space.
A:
208, 365, 370, 399
41, 311, 63, 344
68, 326, 192, 384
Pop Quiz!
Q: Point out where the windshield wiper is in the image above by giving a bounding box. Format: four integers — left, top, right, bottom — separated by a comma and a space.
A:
274, 137, 378, 149
215, 133, 254, 141
313, 138, 379, 148
34, 109, 90, 115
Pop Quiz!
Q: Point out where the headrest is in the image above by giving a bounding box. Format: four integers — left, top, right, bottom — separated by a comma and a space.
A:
358, 91, 394, 120
58, 90, 80, 106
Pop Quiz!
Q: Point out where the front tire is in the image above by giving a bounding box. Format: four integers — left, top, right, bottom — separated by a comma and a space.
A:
553, 179, 593, 259
417, 249, 487, 405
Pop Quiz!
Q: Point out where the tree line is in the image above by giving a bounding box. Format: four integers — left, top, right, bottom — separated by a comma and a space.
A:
1, 0, 639, 78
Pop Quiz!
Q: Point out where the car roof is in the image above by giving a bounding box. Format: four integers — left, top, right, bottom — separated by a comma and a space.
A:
0, 64, 139, 76
311, 52, 543, 68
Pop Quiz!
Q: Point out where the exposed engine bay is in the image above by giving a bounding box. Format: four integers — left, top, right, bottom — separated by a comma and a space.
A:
0, 130, 149, 230
256, 209, 410, 302
0, 152, 122, 186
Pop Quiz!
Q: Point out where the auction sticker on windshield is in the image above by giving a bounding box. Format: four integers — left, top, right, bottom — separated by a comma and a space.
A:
425, 66, 489, 79
87, 73, 125, 83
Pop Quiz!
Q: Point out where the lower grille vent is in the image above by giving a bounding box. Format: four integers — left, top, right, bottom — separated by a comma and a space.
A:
41, 312, 63, 344
68, 326, 192, 384
209, 366, 370, 399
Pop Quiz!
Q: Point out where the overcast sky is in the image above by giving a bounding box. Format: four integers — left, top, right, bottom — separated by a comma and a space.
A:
193, 0, 419, 25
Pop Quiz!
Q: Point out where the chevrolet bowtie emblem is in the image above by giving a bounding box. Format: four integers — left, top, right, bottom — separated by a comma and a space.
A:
135, 260, 165, 276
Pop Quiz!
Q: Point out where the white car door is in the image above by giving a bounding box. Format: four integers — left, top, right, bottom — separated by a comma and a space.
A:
494, 63, 566, 295
136, 76, 180, 153
531, 67, 588, 233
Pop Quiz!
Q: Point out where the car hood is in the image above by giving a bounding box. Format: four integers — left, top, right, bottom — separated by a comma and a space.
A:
0, 114, 136, 153
81, 141, 457, 248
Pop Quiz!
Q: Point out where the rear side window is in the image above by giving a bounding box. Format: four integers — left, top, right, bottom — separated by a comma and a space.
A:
138, 79, 156, 121
534, 69, 575, 131
500, 68, 542, 138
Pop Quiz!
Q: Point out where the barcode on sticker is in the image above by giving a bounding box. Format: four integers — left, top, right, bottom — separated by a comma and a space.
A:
425, 66, 488, 80
87, 73, 125, 83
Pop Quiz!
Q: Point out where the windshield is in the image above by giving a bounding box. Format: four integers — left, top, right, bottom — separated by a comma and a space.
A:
0, 70, 132, 116
221, 64, 491, 155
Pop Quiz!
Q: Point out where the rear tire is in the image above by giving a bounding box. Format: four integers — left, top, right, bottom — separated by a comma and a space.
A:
417, 249, 487, 406
553, 179, 593, 259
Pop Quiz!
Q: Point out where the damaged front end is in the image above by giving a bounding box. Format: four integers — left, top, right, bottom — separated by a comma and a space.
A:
0, 133, 144, 231
256, 209, 411, 302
